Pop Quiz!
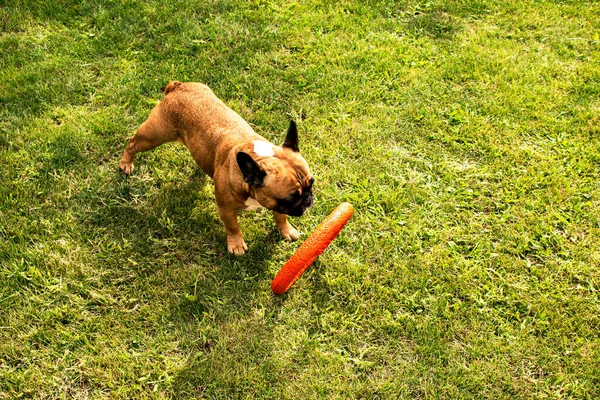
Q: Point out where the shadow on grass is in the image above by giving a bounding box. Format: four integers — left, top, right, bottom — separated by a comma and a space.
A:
406, 10, 462, 39
87, 169, 284, 268
376, 1, 495, 40
86, 180, 214, 255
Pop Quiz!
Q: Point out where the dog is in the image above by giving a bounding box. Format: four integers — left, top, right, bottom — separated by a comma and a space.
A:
119, 81, 315, 255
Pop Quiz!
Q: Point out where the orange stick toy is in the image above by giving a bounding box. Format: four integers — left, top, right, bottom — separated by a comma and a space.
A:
271, 202, 354, 294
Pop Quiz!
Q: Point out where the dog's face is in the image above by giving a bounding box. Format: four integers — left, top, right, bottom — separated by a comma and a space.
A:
237, 121, 315, 217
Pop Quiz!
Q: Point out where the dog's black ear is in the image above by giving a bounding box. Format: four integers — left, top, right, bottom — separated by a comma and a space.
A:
237, 152, 266, 187
282, 120, 299, 152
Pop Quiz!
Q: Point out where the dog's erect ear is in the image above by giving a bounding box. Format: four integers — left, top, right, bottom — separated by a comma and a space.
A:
282, 120, 299, 152
237, 152, 266, 187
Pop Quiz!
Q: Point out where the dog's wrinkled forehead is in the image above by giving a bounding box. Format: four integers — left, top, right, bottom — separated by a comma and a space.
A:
258, 155, 310, 195
262, 164, 302, 190
279, 149, 311, 176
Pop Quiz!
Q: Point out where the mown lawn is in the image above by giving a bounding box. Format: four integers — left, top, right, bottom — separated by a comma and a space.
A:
1, 0, 599, 398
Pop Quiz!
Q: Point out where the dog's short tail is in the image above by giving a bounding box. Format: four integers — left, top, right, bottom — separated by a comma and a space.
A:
163, 81, 183, 95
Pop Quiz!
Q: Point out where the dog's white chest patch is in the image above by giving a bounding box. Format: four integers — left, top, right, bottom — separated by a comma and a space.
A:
253, 140, 274, 157
244, 197, 263, 210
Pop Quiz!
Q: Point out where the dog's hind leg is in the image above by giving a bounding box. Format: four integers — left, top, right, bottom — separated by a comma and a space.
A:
119, 105, 179, 175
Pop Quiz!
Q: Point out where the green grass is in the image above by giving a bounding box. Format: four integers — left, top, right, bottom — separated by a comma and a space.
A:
1, 0, 599, 398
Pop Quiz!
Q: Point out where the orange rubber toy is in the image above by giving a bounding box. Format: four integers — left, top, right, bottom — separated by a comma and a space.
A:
271, 202, 354, 294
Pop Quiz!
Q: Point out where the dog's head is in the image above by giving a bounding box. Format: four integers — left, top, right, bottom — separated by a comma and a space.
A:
237, 120, 315, 216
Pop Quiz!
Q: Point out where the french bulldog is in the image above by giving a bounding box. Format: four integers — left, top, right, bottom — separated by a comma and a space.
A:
119, 81, 315, 255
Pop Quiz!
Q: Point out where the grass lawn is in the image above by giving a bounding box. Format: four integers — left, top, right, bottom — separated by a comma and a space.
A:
1, 0, 599, 398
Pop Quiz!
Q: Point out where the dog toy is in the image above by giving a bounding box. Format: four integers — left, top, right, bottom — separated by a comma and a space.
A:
271, 202, 354, 294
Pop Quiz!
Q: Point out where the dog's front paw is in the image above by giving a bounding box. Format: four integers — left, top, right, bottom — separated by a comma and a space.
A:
119, 160, 134, 175
227, 235, 248, 256
279, 224, 300, 242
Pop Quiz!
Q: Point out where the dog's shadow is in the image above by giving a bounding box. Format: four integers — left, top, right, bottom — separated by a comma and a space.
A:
80, 165, 282, 301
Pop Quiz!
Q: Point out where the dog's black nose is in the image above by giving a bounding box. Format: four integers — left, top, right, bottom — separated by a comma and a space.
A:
303, 192, 315, 208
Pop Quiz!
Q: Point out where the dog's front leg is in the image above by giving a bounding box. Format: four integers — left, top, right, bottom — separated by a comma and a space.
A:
218, 207, 248, 255
274, 211, 300, 242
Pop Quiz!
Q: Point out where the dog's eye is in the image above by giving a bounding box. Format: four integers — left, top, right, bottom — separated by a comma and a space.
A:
305, 177, 314, 191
